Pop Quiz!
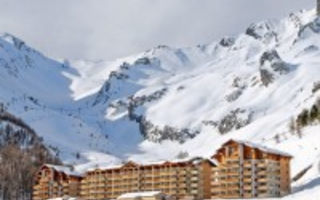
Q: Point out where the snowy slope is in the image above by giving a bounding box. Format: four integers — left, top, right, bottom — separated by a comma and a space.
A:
1, 8, 320, 198
0, 33, 111, 161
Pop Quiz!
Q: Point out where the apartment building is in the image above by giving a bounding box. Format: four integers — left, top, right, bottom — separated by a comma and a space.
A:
80, 158, 215, 200
211, 139, 291, 199
32, 164, 82, 200
32, 139, 292, 200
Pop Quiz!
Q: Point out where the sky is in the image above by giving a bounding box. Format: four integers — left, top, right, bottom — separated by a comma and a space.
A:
0, 0, 315, 60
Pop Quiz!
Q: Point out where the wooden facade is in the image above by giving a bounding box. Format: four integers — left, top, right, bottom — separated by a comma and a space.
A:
33, 140, 292, 200
211, 140, 291, 199
80, 158, 215, 200
32, 164, 82, 200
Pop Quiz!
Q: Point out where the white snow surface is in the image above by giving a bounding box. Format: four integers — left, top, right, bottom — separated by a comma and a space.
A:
1, 8, 320, 199
117, 191, 163, 199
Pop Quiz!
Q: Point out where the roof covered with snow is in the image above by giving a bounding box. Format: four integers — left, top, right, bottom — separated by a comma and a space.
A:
86, 156, 217, 173
117, 191, 163, 199
208, 158, 219, 166
137, 157, 203, 166
44, 164, 83, 177
227, 139, 292, 158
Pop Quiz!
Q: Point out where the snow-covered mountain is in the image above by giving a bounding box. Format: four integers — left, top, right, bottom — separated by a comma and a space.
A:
1, 8, 320, 198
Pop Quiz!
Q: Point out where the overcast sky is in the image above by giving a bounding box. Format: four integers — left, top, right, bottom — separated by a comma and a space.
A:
0, 0, 314, 60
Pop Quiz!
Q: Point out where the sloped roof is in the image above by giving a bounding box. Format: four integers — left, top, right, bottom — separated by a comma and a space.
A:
139, 156, 206, 166
43, 164, 83, 177
208, 158, 219, 166
86, 164, 123, 172
121, 161, 140, 169
221, 139, 292, 158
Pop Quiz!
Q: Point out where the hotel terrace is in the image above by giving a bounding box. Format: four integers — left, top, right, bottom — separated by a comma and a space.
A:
32, 139, 292, 200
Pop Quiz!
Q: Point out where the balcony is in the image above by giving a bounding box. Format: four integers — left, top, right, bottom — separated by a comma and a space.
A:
243, 185, 252, 190
223, 178, 239, 183
33, 185, 42, 189
211, 187, 222, 192
190, 177, 199, 181
80, 190, 89, 194
257, 185, 268, 191
225, 184, 240, 191
190, 183, 198, 188
224, 194, 242, 199
256, 177, 268, 183
178, 183, 187, 188
191, 170, 199, 175
225, 171, 240, 176
32, 191, 40, 195
257, 170, 267, 176
96, 183, 106, 187
244, 162, 252, 168
227, 164, 240, 169
179, 171, 187, 175
243, 170, 252, 175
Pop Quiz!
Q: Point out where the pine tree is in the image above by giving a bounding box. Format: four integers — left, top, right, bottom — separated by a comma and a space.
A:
310, 105, 319, 122
296, 123, 303, 138
274, 134, 281, 143
297, 109, 309, 127
0, 113, 60, 199
288, 117, 296, 135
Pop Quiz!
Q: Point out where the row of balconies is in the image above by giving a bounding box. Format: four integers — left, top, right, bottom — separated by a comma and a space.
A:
80, 179, 197, 188
80, 189, 200, 199
243, 160, 278, 168
212, 188, 281, 198
212, 169, 280, 178
84, 170, 198, 180
81, 173, 199, 184
81, 184, 199, 192
141, 176, 182, 181
80, 180, 199, 189
80, 187, 199, 196
80, 181, 198, 190
35, 178, 198, 193
211, 183, 280, 193
84, 177, 198, 184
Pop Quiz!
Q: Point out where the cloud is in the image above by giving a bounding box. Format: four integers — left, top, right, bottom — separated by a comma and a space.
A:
0, 0, 314, 60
